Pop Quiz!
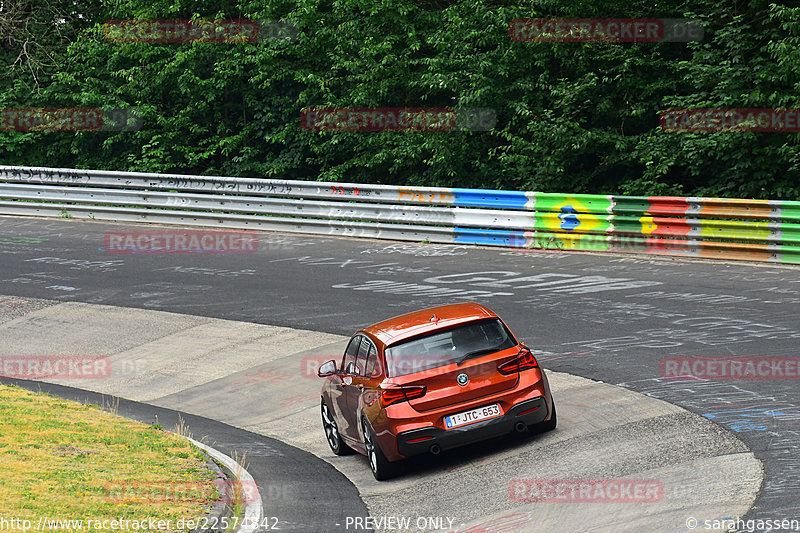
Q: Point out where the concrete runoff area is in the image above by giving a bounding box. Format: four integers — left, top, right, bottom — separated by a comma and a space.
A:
0, 296, 762, 532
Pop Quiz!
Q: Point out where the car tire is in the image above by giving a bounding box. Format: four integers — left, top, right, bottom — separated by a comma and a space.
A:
531, 401, 557, 433
362, 417, 396, 481
321, 399, 353, 455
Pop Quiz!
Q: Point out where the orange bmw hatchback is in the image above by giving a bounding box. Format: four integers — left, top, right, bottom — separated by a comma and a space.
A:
317, 302, 556, 480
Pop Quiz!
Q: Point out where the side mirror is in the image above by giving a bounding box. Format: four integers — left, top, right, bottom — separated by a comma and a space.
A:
318, 360, 338, 377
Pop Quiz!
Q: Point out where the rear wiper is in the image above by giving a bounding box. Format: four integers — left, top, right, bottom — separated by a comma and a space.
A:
456, 348, 496, 366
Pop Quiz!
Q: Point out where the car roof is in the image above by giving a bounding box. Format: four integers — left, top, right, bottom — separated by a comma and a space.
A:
361, 302, 498, 349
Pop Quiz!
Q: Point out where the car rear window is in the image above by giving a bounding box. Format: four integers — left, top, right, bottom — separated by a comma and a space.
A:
384, 318, 516, 377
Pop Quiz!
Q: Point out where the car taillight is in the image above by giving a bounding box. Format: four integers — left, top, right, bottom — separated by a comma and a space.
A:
381, 385, 426, 407
498, 349, 538, 375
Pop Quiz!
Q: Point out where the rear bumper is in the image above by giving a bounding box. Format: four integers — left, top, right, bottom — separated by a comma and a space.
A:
396, 396, 549, 458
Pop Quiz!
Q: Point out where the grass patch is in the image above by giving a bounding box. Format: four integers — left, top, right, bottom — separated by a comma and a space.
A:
226, 451, 248, 533
0, 384, 218, 531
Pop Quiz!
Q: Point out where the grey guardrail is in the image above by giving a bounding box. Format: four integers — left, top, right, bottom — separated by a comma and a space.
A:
1, 165, 799, 264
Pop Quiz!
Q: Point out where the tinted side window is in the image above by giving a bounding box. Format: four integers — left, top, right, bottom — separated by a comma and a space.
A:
364, 343, 382, 378
342, 336, 361, 374
354, 337, 371, 376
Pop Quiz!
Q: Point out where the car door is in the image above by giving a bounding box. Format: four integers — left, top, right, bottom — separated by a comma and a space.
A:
344, 336, 382, 435
333, 335, 361, 442
359, 341, 384, 418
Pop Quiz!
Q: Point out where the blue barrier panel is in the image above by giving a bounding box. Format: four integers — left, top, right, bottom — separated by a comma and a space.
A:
453, 227, 527, 247
452, 188, 528, 210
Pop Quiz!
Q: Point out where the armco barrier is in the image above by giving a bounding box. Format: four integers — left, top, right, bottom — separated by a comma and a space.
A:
0, 165, 798, 265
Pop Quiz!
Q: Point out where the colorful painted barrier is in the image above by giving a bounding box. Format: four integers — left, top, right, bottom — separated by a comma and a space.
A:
517, 194, 800, 264
1, 165, 798, 265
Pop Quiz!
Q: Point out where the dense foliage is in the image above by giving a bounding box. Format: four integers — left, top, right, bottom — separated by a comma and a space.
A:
1, 1, 798, 198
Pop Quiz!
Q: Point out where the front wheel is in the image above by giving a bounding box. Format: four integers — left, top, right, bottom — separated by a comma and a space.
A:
321, 400, 352, 455
362, 418, 396, 481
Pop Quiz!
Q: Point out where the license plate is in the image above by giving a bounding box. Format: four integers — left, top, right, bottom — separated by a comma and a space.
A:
444, 404, 502, 429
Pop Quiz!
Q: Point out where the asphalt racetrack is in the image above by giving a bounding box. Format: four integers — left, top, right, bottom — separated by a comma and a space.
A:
2, 216, 799, 532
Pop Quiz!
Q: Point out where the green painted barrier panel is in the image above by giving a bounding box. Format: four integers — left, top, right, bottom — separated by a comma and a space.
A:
531, 193, 612, 215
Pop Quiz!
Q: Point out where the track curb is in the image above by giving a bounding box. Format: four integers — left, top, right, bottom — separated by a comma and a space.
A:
187, 438, 263, 533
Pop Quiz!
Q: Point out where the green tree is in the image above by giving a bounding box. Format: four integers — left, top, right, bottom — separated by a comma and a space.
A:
1, 0, 798, 199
